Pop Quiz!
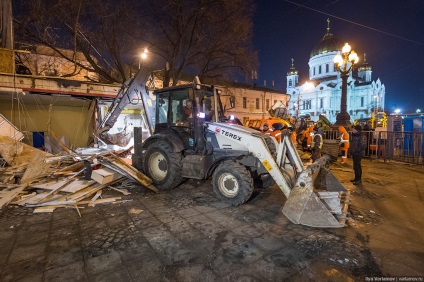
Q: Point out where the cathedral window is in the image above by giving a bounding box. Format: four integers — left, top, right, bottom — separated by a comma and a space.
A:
313, 68, 315, 76
256, 98, 260, 109
319, 98, 324, 109
319, 66, 322, 74
243, 97, 247, 108
326, 64, 329, 73
266, 99, 270, 110
361, 97, 364, 107
289, 79, 292, 86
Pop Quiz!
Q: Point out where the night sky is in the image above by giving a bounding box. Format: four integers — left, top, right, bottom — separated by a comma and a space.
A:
252, 0, 424, 114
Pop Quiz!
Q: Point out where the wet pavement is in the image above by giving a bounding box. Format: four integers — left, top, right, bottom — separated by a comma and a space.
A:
0, 158, 423, 281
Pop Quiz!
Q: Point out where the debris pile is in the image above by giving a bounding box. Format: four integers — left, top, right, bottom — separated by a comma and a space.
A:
0, 136, 157, 214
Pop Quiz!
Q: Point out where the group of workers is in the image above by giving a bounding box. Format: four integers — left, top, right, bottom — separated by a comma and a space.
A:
261, 122, 297, 144
260, 120, 368, 186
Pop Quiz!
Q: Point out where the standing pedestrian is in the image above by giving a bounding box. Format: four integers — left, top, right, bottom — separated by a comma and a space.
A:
311, 126, 323, 162
338, 126, 350, 164
349, 124, 368, 185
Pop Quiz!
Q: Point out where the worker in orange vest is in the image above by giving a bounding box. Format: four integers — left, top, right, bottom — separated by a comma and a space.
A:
338, 126, 350, 164
261, 123, 271, 135
270, 122, 283, 143
302, 126, 314, 152
287, 125, 297, 144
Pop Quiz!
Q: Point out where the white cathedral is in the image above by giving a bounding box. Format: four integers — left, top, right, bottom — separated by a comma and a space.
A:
287, 20, 385, 123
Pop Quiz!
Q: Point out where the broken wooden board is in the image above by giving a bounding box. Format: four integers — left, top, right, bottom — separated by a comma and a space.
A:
21, 151, 53, 184
32, 197, 122, 213
30, 179, 96, 194
0, 114, 24, 141
0, 184, 28, 209
103, 155, 157, 192
0, 136, 52, 166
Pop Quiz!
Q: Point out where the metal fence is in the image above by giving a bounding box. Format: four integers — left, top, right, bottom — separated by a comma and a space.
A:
323, 130, 424, 165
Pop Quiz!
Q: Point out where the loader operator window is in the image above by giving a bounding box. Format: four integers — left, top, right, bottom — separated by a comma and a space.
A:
157, 92, 170, 124
201, 96, 215, 122
156, 89, 193, 127
173, 90, 192, 126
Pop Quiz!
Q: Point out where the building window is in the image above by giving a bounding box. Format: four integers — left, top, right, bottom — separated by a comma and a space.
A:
326, 64, 329, 72
256, 98, 260, 109
319, 98, 323, 109
319, 66, 322, 74
266, 99, 270, 110
243, 97, 247, 109
313, 67, 316, 76
361, 97, 364, 107
288, 79, 292, 86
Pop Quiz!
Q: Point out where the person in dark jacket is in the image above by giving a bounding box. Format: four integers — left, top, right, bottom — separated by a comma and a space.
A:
349, 124, 368, 185
311, 126, 323, 162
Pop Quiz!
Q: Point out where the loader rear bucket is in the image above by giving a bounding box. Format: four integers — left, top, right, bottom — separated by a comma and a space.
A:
282, 155, 350, 228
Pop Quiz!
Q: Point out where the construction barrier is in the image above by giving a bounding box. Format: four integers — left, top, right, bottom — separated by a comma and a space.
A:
322, 129, 424, 165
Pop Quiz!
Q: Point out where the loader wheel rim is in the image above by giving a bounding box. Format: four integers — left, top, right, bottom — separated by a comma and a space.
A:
218, 172, 239, 197
148, 151, 168, 181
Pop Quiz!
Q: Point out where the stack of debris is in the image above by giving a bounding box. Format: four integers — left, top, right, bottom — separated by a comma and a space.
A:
0, 136, 157, 214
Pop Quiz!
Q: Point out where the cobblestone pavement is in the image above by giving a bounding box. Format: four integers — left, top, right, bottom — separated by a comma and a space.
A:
0, 158, 423, 281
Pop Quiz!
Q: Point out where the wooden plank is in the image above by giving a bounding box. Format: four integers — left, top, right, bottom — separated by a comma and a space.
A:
55, 161, 85, 174
30, 179, 96, 193
26, 196, 122, 208
49, 130, 72, 154
26, 178, 122, 207
21, 151, 53, 184
0, 136, 52, 167
0, 184, 28, 209
88, 190, 102, 207
109, 187, 131, 195
104, 155, 157, 192
33, 206, 57, 213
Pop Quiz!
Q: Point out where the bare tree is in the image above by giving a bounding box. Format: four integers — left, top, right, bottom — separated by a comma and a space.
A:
13, 0, 257, 85
141, 0, 257, 86
14, 0, 145, 83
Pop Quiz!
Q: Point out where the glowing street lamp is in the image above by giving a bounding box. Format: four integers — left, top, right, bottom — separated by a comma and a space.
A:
333, 43, 359, 127
139, 48, 148, 69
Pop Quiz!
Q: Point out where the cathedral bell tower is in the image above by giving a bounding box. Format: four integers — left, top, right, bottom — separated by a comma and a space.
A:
357, 53, 373, 82
286, 58, 299, 93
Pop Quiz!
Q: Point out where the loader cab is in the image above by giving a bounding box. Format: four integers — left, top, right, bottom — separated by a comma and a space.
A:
153, 83, 223, 151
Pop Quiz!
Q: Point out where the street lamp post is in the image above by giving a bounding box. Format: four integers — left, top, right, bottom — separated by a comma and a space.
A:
333, 43, 359, 128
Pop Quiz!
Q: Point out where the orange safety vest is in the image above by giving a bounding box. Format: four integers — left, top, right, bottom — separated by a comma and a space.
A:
291, 131, 297, 143
271, 129, 282, 143
338, 126, 350, 149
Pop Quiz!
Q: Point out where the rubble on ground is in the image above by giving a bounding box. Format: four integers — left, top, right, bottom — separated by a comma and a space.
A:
0, 136, 157, 214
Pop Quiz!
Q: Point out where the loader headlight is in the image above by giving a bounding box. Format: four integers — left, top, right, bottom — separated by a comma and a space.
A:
198, 112, 206, 118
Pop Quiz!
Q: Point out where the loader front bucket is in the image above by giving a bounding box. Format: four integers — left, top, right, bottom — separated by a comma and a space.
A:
282, 155, 350, 228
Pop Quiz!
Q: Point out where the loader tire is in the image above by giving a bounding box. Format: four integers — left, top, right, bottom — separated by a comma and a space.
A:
142, 140, 184, 190
212, 160, 254, 206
